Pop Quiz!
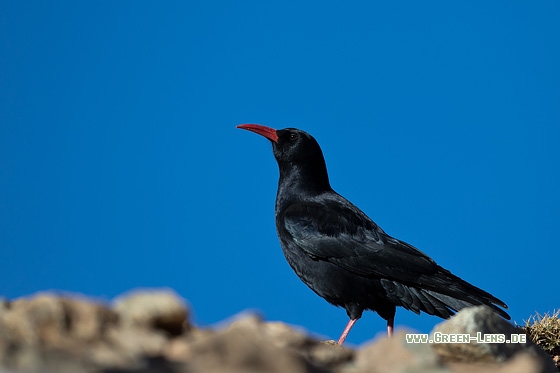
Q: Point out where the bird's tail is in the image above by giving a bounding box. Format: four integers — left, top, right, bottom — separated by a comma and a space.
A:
418, 267, 510, 320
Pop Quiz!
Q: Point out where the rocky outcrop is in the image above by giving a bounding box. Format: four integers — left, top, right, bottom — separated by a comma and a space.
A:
430, 306, 551, 364
0, 290, 555, 372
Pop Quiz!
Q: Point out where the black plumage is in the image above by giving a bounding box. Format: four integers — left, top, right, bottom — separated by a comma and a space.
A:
237, 124, 509, 344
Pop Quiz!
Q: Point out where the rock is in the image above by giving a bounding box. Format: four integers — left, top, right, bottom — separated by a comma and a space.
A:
308, 342, 353, 367
430, 306, 556, 372
0, 291, 186, 372
4, 294, 67, 347
0, 293, 123, 372
261, 320, 311, 349
448, 352, 553, 373
84, 342, 144, 370
0, 291, 557, 373
187, 314, 313, 373
212, 313, 353, 370
106, 326, 168, 359
164, 337, 192, 362
0, 293, 117, 349
351, 330, 448, 373
113, 289, 189, 336
0, 346, 90, 373
60, 297, 118, 343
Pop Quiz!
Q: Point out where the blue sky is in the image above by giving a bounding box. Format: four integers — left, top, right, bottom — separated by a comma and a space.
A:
1, 1, 559, 345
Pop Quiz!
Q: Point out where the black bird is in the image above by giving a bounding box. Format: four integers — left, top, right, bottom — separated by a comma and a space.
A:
237, 124, 509, 345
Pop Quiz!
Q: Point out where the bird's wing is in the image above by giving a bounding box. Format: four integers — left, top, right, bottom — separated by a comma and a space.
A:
281, 198, 439, 282
281, 197, 510, 319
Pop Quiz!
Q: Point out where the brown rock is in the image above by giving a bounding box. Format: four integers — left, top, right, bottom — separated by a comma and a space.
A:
448, 352, 554, 373
106, 326, 168, 358
84, 342, 144, 370
309, 342, 353, 367
262, 320, 311, 349
163, 325, 216, 363
60, 297, 117, 343
113, 289, 189, 336
164, 337, 192, 362
4, 290, 555, 373
351, 330, 447, 373
187, 314, 313, 373
246, 317, 354, 368
0, 293, 117, 350
0, 346, 90, 373
7, 294, 67, 347
0, 292, 172, 372
430, 306, 555, 372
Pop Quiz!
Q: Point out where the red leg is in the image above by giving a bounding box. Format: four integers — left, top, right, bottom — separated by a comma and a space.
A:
337, 318, 358, 345
387, 317, 394, 337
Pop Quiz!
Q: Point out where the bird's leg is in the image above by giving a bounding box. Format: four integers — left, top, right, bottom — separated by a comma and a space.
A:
337, 318, 358, 345
387, 317, 394, 337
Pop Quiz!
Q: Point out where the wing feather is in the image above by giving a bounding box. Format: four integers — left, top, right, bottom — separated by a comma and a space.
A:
282, 199, 438, 281
280, 197, 510, 320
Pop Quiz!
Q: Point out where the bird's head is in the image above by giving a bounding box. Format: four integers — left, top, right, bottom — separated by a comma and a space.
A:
237, 124, 324, 165
237, 124, 331, 192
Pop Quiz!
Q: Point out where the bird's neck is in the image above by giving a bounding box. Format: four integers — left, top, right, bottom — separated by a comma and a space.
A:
275, 162, 332, 211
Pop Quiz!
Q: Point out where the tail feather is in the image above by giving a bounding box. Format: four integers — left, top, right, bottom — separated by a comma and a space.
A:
423, 289, 510, 320
379, 268, 510, 320
417, 268, 510, 320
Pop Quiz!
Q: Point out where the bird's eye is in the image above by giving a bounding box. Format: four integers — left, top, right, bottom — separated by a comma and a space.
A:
289, 133, 298, 141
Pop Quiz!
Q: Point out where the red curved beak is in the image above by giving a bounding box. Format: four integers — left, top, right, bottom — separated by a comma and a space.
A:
237, 124, 279, 143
